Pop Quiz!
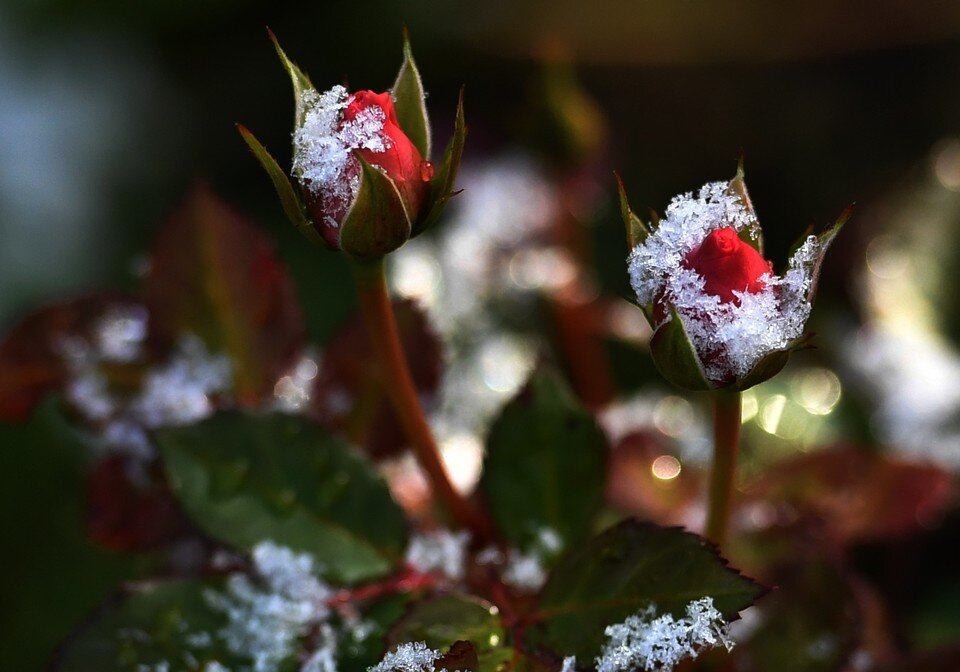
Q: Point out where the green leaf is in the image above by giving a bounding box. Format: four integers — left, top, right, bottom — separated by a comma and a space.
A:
339, 157, 413, 259
526, 519, 765, 660
391, 29, 431, 159
268, 28, 314, 128
157, 411, 408, 585
54, 579, 238, 671
141, 187, 306, 404
387, 595, 510, 672
480, 369, 607, 555
615, 174, 650, 249
415, 90, 466, 236
237, 124, 322, 245
338, 594, 410, 672
649, 308, 711, 391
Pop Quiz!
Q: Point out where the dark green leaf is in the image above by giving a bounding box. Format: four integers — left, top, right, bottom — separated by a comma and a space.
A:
339, 158, 412, 259
649, 308, 711, 391
615, 174, 650, 250
480, 369, 606, 555
526, 519, 765, 660
157, 411, 407, 585
338, 595, 410, 672
415, 90, 466, 236
54, 579, 238, 671
237, 124, 322, 246
391, 30, 431, 159
388, 595, 510, 672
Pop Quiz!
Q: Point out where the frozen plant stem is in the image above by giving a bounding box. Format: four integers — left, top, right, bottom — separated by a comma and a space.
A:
351, 259, 492, 540
705, 390, 742, 548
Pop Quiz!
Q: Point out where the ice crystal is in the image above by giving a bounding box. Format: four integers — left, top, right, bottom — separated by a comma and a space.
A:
561, 657, 577, 672
369, 642, 442, 672
207, 541, 332, 672
475, 528, 560, 591
405, 529, 471, 581
627, 181, 822, 382
93, 304, 148, 362
131, 334, 232, 428
292, 85, 391, 228
596, 597, 733, 672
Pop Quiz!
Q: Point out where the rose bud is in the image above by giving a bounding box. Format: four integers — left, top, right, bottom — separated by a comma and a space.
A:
239, 31, 465, 259
619, 164, 849, 391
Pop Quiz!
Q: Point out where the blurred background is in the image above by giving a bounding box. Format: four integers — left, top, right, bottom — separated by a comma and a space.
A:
3, 0, 960, 669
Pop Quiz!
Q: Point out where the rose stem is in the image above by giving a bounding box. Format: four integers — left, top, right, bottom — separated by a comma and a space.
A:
704, 389, 742, 548
350, 258, 493, 541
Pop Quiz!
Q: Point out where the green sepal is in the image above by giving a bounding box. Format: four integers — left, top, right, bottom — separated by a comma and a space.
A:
268, 28, 314, 128
237, 124, 324, 246
392, 28, 431, 160
783, 204, 853, 302
728, 157, 765, 255
616, 173, 651, 250
649, 307, 711, 391
414, 89, 466, 237
340, 157, 413, 259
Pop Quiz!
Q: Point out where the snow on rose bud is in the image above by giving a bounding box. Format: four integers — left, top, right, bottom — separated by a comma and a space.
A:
618, 163, 849, 391
238, 30, 465, 259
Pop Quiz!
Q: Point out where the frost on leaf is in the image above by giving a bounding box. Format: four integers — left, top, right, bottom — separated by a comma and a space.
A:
626, 181, 825, 382
404, 529, 471, 581
369, 641, 443, 672
292, 85, 392, 228
206, 541, 333, 672
596, 597, 733, 672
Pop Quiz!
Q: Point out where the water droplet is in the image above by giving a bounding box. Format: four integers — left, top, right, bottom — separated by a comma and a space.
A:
419, 161, 434, 181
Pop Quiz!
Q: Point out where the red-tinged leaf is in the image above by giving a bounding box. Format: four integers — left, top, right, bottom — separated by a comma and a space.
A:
86, 454, 186, 552
141, 186, 305, 405
743, 444, 956, 542
312, 298, 441, 459
0, 294, 142, 424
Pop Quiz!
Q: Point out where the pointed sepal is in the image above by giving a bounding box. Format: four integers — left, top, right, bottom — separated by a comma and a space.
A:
413, 88, 466, 237
268, 28, 314, 127
728, 156, 765, 255
616, 173, 651, 250
783, 203, 853, 302
237, 125, 324, 246
649, 307, 712, 391
391, 28, 431, 159
339, 157, 413, 258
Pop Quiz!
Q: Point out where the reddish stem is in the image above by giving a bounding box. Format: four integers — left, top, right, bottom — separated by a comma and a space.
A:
704, 390, 742, 549
326, 567, 437, 608
351, 259, 494, 541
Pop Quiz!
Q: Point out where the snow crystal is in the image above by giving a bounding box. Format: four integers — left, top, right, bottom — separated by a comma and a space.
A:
204, 664, 230, 672
627, 180, 823, 382
405, 529, 471, 581
500, 549, 548, 591
596, 597, 733, 672
369, 642, 442, 672
206, 541, 332, 672
94, 304, 148, 362
561, 657, 577, 672
131, 334, 232, 428
292, 85, 391, 228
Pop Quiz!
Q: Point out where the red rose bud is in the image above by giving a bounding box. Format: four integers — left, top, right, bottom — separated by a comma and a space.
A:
620, 169, 848, 391
682, 227, 772, 304
241, 32, 465, 257
345, 91, 431, 218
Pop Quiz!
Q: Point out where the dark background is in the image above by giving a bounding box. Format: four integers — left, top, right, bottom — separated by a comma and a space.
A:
2, 1, 960, 668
